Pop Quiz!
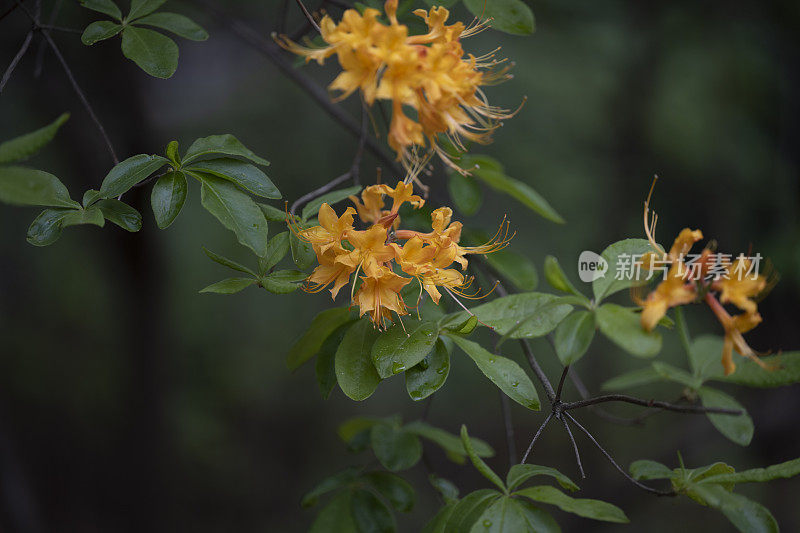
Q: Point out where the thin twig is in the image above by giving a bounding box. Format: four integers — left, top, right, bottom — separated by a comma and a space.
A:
191, 0, 402, 178
555, 366, 569, 401
14, 1, 119, 164
38, 24, 79, 33
289, 171, 350, 216
499, 390, 517, 467
568, 368, 644, 426
294, 0, 320, 33
33, 0, 63, 78
521, 412, 552, 464
565, 412, 674, 496
562, 394, 742, 416
0, 30, 33, 93
0, 0, 28, 22
560, 416, 585, 479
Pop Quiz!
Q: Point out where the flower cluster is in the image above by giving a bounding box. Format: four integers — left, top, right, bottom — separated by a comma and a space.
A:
294, 181, 511, 328
638, 190, 775, 375
276, 0, 514, 171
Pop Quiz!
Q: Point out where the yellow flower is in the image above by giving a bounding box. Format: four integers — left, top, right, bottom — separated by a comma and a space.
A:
300, 203, 355, 255
354, 267, 411, 328
713, 257, 766, 315
705, 292, 766, 375
276, 1, 514, 172
640, 264, 697, 331
297, 180, 507, 328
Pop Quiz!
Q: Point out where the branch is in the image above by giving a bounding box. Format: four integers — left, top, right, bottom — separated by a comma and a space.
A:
289, 171, 351, 215
565, 412, 675, 496
33, 0, 63, 78
554, 365, 569, 401
560, 416, 585, 479
0, 30, 33, 93
562, 394, 742, 416
568, 368, 645, 426
520, 412, 551, 464
191, 0, 403, 178
14, 1, 119, 164
0, 0, 28, 22
293, 0, 320, 33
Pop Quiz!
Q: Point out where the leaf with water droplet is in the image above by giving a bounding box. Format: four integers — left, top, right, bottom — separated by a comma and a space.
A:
372, 321, 438, 379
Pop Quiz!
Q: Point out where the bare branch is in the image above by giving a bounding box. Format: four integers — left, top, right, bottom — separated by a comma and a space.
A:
294, 0, 320, 33
568, 368, 645, 426
565, 412, 675, 496
555, 366, 569, 401
289, 171, 351, 216
562, 394, 742, 416
0, 30, 34, 94
521, 412, 552, 464
560, 416, 585, 479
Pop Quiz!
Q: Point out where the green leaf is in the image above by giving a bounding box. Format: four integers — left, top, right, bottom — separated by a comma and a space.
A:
484, 247, 538, 292
95, 199, 142, 231
127, 0, 167, 21
405, 421, 493, 463
185, 158, 280, 199
0, 113, 69, 164
338, 417, 382, 447
309, 490, 358, 533
99, 154, 168, 199
553, 310, 596, 365
261, 269, 306, 294
371, 423, 422, 471
0, 167, 79, 208
699, 458, 800, 485
194, 173, 269, 256
316, 323, 352, 399
183, 134, 269, 167
363, 471, 415, 513
260, 231, 290, 273
686, 484, 778, 533
405, 339, 450, 401
79, 0, 122, 20
506, 464, 579, 492
429, 476, 459, 504
446, 293, 572, 339
134, 12, 209, 41
543, 255, 583, 297
447, 172, 482, 215
351, 488, 396, 533
514, 499, 561, 533
629, 460, 674, 481
287, 307, 352, 371
81, 21, 122, 45
689, 335, 726, 380
199, 277, 256, 294
26, 208, 72, 246
121, 26, 178, 78
448, 335, 540, 410
259, 203, 287, 222
463, 155, 562, 223
302, 468, 359, 508
422, 503, 456, 533
290, 227, 316, 269
715, 352, 800, 388
372, 321, 438, 378
165, 140, 180, 165
82, 189, 101, 207
469, 496, 531, 533
202, 247, 256, 276
443, 489, 502, 533
601, 366, 662, 391
463, 0, 535, 36
335, 319, 382, 401
460, 426, 505, 492
595, 304, 662, 358
150, 170, 187, 229
514, 486, 628, 523
61, 207, 105, 228
698, 387, 753, 446
301, 185, 362, 221
592, 239, 655, 302
651, 361, 702, 389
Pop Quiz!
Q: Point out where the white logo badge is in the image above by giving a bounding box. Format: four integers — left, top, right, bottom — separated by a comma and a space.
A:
578, 251, 607, 283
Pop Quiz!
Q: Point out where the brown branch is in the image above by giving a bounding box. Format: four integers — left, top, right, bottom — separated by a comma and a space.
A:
0, 30, 33, 93
562, 394, 742, 416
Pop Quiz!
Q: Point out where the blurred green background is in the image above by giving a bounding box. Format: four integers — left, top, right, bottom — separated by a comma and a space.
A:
1, 0, 798, 531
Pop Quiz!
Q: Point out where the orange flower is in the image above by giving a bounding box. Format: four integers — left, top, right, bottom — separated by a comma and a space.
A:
713, 257, 766, 315
640, 264, 697, 331
276, 1, 515, 172
300, 204, 355, 255
354, 267, 411, 328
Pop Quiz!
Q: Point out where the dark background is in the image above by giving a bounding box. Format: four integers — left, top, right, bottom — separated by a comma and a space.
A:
1, 0, 798, 531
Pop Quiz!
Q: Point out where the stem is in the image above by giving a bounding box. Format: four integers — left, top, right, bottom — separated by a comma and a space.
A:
0, 30, 33, 93
555, 366, 569, 401
564, 412, 675, 496
289, 171, 351, 215
499, 390, 517, 467
520, 413, 552, 464
674, 306, 692, 357
191, 0, 403, 177
33, 0, 63, 78
568, 369, 645, 426
560, 416, 585, 479
293, 0, 321, 33
0, 0, 28, 22
562, 394, 742, 416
